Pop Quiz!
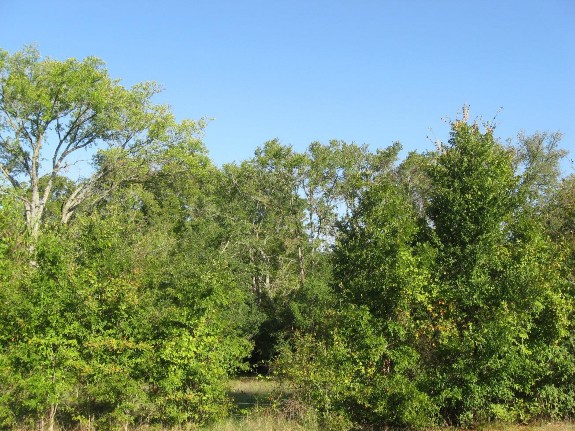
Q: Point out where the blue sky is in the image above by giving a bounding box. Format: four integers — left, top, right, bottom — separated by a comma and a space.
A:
2, 0, 574, 171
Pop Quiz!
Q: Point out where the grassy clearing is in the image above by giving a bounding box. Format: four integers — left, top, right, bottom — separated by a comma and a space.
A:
214, 377, 317, 430
227, 377, 280, 412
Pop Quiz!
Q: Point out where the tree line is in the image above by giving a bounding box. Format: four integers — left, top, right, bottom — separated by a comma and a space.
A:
1, 47, 574, 430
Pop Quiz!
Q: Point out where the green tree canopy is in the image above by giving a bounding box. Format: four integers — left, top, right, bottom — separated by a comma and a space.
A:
0, 46, 204, 244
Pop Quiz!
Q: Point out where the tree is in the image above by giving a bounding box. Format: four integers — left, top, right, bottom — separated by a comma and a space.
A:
216, 141, 306, 366
547, 174, 575, 248
280, 169, 438, 430
514, 130, 566, 209
300, 140, 383, 254
0, 46, 202, 245
425, 116, 572, 425
0, 140, 256, 429
281, 113, 574, 428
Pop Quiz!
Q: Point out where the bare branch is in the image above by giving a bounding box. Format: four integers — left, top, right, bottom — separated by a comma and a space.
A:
61, 169, 105, 224
52, 106, 93, 170
0, 163, 21, 189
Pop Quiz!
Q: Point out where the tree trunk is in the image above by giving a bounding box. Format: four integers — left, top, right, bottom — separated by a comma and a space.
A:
24, 199, 41, 266
298, 244, 305, 288
48, 403, 57, 431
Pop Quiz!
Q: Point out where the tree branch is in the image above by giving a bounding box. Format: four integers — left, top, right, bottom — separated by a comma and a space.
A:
0, 163, 21, 189
61, 169, 105, 224
52, 106, 93, 170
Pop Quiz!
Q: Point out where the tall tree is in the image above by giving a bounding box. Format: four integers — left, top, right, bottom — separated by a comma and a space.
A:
281, 113, 574, 428
425, 116, 571, 425
217, 141, 306, 365
0, 46, 202, 244
300, 140, 381, 253
514, 130, 566, 208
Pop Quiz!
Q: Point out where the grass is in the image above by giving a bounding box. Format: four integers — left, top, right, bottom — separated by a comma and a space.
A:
203, 412, 317, 431
206, 415, 575, 431
226, 377, 279, 413
475, 424, 575, 431
214, 377, 317, 430
221, 379, 575, 431
12, 378, 575, 430
203, 416, 575, 431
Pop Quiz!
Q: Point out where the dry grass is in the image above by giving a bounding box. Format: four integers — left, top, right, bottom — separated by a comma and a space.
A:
204, 417, 575, 431
214, 377, 316, 430
475, 423, 575, 431
227, 377, 280, 410
11, 379, 575, 430
203, 411, 317, 431
11, 417, 574, 431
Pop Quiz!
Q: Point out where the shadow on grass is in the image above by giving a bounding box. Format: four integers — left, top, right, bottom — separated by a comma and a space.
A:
227, 377, 280, 415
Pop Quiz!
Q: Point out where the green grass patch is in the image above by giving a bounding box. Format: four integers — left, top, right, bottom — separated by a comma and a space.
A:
227, 377, 278, 412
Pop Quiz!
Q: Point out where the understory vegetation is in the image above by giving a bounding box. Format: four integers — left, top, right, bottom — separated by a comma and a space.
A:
1, 47, 574, 430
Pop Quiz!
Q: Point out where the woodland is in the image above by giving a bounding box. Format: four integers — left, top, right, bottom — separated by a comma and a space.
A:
0, 47, 574, 430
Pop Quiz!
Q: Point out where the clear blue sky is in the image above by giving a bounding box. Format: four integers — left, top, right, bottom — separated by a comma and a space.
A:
2, 0, 574, 171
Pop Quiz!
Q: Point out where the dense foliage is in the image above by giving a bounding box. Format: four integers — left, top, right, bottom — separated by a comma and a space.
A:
1, 47, 574, 430
279, 121, 575, 429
